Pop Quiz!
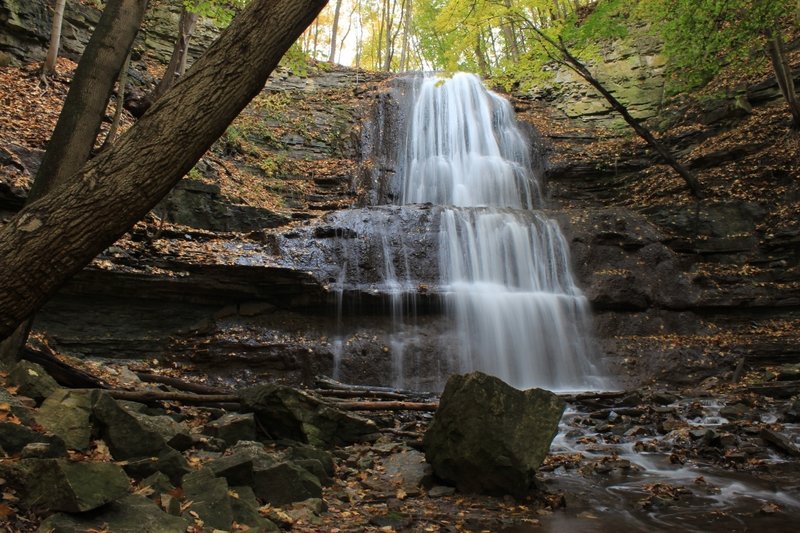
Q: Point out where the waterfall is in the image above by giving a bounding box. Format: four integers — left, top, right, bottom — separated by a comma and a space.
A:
396, 73, 604, 391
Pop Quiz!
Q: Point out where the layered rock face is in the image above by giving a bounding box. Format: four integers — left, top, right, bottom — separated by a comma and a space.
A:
2, 2, 796, 391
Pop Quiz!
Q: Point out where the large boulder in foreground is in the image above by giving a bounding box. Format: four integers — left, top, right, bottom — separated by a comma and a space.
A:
423, 372, 565, 497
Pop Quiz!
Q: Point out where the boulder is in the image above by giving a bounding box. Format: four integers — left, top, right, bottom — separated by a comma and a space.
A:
239, 383, 378, 447
9, 458, 129, 513
181, 469, 234, 530
0, 421, 66, 456
0, 387, 34, 424
8, 361, 59, 403
423, 372, 565, 497
92, 393, 169, 459
35, 389, 94, 450
38, 494, 188, 533
121, 447, 191, 485
202, 412, 257, 445
230, 485, 280, 531
252, 460, 323, 506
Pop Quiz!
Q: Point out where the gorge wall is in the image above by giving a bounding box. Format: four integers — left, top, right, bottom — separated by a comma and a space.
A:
1, 1, 797, 391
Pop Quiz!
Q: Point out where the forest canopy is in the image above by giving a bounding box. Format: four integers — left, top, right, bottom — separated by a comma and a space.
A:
296, 0, 795, 94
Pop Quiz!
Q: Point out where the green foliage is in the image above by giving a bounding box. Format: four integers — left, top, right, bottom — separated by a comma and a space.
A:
183, 0, 247, 27
640, 0, 792, 93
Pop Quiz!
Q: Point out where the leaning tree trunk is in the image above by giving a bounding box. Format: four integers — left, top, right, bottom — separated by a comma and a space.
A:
41, 0, 67, 79
0, 0, 328, 341
30, 0, 150, 200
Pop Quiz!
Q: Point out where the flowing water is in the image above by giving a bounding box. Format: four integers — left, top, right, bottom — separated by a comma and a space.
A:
393, 72, 604, 391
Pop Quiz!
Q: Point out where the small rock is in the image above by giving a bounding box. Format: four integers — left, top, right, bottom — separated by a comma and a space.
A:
8, 361, 59, 404
253, 461, 323, 506
719, 403, 752, 420
230, 485, 279, 530
9, 458, 129, 513
182, 469, 234, 530
38, 494, 188, 532
428, 485, 455, 498
202, 412, 257, 445
35, 389, 93, 450
0, 421, 66, 456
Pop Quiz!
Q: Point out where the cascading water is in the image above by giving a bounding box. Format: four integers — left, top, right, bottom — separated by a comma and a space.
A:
395, 72, 604, 391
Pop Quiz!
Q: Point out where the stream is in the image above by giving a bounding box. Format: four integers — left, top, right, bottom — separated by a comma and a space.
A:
536, 397, 800, 532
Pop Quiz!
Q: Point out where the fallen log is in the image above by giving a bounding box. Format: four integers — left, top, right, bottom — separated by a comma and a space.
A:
107, 390, 240, 404
22, 346, 109, 389
313, 389, 407, 401
136, 372, 232, 395
328, 400, 439, 411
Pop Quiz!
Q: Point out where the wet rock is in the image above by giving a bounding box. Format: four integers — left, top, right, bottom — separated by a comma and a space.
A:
202, 412, 257, 445
182, 468, 234, 530
719, 403, 752, 420
776, 364, 800, 381
8, 361, 59, 404
7, 458, 128, 513
760, 429, 800, 458
38, 494, 189, 533
0, 421, 66, 456
783, 399, 800, 423
35, 389, 93, 450
239, 383, 379, 447
423, 372, 565, 497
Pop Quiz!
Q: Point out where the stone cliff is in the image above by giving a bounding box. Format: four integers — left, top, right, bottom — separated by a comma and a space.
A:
1, 1, 798, 391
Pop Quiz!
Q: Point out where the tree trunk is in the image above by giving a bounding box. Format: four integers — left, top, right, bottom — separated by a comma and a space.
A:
530, 28, 703, 197
475, 33, 489, 78
30, 0, 150, 200
2, 0, 149, 363
382, 0, 395, 71
0, 0, 328, 341
101, 51, 132, 150
765, 28, 800, 129
150, 8, 199, 103
398, 0, 412, 71
42, 0, 67, 78
328, 0, 343, 62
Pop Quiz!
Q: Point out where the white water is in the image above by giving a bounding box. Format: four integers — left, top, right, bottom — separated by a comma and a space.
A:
399, 72, 604, 391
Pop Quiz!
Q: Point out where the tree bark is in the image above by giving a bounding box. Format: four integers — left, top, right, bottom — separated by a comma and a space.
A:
328, 0, 343, 62
765, 28, 800, 129
41, 0, 67, 78
31, 0, 150, 200
0, 0, 329, 341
